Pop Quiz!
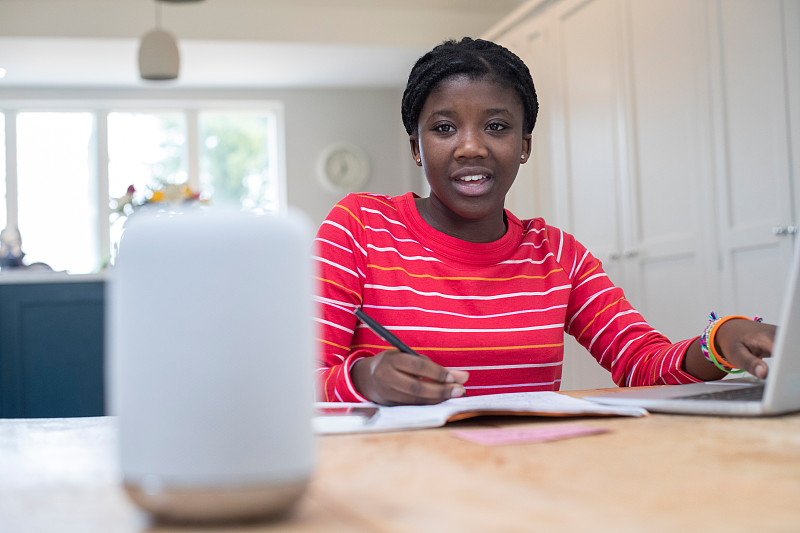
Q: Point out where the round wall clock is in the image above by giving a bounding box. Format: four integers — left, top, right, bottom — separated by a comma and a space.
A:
316, 143, 370, 192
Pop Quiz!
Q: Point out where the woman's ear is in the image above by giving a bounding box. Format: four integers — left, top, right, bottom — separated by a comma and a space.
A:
409, 135, 422, 166
520, 133, 532, 164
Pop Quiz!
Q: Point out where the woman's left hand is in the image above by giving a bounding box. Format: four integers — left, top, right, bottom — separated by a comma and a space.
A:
714, 319, 777, 379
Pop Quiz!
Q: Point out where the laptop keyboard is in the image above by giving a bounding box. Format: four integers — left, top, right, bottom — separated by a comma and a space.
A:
675, 384, 765, 402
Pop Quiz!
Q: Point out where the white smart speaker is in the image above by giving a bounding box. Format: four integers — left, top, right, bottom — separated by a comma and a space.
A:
106, 206, 316, 523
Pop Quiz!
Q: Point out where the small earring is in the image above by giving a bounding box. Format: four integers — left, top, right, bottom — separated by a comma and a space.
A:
416, 158, 421, 164
520, 154, 526, 160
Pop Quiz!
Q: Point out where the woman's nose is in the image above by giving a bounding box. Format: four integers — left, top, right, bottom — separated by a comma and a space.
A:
454, 129, 489, 160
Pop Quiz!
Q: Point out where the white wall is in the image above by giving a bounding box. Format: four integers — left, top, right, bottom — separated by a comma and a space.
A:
277, 87, 422, 227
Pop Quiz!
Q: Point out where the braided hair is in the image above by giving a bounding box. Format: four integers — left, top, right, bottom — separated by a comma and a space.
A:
401, 37, 538, 135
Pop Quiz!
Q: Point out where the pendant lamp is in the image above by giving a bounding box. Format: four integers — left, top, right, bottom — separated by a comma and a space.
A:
138, 1, 180, 81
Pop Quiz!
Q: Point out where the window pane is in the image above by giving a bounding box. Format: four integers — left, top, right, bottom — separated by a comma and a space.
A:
17, 112, 98, 273
0, 113, 6, 229
199, 111, 279, 211
108, 112, 188, 199
107, 112, 187, 256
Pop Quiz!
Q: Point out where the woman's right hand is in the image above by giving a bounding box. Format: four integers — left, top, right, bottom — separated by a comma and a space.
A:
351, 350, 469, 406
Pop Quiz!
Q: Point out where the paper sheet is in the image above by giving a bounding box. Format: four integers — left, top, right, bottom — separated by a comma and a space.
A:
313, 391, 646, 434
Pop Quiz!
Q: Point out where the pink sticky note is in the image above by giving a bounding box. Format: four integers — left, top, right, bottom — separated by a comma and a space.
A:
450, 424, 608, 446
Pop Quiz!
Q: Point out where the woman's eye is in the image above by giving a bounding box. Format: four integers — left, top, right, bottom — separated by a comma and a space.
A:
434, 123, 455, 133
487, 122, 507, 131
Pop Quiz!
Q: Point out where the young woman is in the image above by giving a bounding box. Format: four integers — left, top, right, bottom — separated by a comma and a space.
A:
313, 38, 776, 405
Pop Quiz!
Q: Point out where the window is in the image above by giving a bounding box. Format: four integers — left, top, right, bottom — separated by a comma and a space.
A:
0, 102, 284, 274
108, 111, 188, 200
107, 111, 189, 258
17, 112, 98, 273
199, 111, 280, 212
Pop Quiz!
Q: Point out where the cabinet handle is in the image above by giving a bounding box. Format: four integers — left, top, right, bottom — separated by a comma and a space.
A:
773, 225, 799, 236
606, 250, 639, 260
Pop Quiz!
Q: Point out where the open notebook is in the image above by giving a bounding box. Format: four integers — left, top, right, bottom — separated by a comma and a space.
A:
584, 243, 800, 417
313, 391, 647, 434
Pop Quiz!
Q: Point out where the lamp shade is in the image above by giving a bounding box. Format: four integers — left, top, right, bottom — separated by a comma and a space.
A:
138, 28, 180, 80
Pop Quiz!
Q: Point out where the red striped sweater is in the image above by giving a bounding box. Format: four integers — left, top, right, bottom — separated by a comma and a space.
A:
313, 192, 701, 402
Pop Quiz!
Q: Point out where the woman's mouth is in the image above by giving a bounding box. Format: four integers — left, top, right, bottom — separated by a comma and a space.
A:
453, 174, 492, 196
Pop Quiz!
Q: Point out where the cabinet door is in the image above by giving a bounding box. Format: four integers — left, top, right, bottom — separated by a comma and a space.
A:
0, 282, 105, 418
623, 0, 717, 339
551, 0, 627, 286
709, 0, 798, 320
548, 0, 626, 389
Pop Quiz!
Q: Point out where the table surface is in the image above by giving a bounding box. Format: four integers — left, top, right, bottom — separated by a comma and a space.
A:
2, 388, 799, 533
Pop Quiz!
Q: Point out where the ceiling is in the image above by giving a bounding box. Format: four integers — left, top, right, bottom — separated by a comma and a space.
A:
0, 0, 530, 89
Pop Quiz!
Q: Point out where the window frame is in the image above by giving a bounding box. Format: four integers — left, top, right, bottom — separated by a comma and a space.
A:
1, 99, 286, 272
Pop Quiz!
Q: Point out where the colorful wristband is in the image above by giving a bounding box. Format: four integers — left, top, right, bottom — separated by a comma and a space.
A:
700, 313, 763, 374
699, 313, 736, 372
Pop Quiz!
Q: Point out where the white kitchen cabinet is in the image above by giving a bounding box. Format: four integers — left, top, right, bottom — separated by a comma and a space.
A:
709, 0, 800, 319
487, 0, 799, 389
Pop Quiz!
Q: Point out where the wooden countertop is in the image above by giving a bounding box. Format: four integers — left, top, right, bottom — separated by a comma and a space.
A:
2, 390, 799, 532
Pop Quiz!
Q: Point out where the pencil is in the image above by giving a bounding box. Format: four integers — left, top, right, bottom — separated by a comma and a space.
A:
354, 308, 421, 357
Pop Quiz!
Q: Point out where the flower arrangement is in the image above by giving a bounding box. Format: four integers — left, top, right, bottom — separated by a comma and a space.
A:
111, 183, 205, 216
105, 182, 207, 270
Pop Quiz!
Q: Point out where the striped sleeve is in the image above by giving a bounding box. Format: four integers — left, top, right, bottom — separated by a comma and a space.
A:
549, 227, 702, 386
313, 194, 376, 402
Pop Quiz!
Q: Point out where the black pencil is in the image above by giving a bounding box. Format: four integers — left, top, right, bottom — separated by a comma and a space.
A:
354, 308, 422, 357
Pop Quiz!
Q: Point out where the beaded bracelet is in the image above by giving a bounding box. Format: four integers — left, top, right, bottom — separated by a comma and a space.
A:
700, 312, 763, 373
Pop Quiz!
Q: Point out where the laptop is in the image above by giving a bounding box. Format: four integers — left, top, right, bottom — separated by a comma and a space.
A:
584, 244, 800, 417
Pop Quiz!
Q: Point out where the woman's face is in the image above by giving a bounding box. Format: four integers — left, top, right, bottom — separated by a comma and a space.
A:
410, 74, 531, 241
